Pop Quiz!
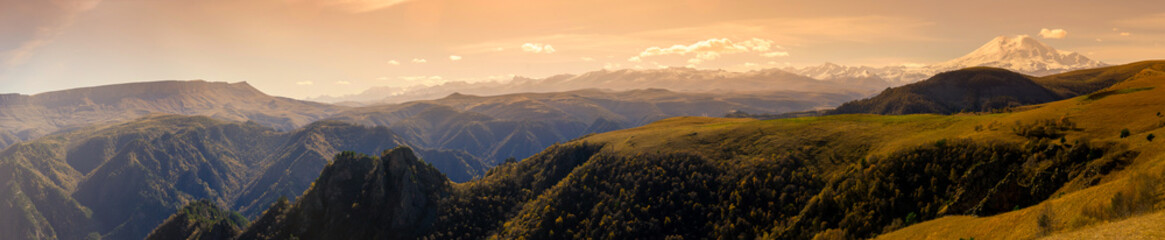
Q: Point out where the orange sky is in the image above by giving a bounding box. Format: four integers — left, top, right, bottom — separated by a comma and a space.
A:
2, 0, 1164, 98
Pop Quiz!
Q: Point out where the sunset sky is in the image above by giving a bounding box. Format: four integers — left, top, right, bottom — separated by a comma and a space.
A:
2, 0, 1163, 98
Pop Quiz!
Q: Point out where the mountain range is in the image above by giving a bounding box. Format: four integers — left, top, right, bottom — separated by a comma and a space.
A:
312, 35, 1102, 106
0, 115, 486, 240
144, 60, 1165, 240
309, 67, 889, 105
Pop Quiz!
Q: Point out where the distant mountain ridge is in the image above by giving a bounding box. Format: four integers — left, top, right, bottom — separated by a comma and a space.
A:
786, 35, 1106, 85
309, 67, 889, 104
0, 80, 341, 150
327, 88, 862, 164
831, 61, 1165, 115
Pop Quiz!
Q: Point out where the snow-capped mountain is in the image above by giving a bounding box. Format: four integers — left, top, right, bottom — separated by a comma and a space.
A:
787, 35, 1106, 85
930, 35, 1106, 75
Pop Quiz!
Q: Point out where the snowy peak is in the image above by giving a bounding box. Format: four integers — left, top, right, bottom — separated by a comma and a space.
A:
786, 35, 1106, 85
934, 35, 1105, 75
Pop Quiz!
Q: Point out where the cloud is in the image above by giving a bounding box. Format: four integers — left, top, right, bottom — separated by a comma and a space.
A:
411, 58, 426, 63
335, 81, 351, 85
449, 55, 462, 61
1120, 32, 1131, 36
627, 56, 642, 62
296, 0, 415, 13
1038, 28, 1068, 39
387, 60, 400, 65
687, 58, 703, 64
580, 57, 595, 62
637, 38, 783, 61
521, 43, 556, 54
761, 51, 790, 57
296, 81, 314, 85
603, 63, 621, 70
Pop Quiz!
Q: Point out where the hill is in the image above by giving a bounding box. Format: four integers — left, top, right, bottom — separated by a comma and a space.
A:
328, 88, 862, 164
237, 147, 450, 240
832, 61, 1165, 115
0, 80, 341, 150
154, 60, 1165, 239
144, 200, 249, 240
0, 115, 486, 240
832, 67, 1058, 114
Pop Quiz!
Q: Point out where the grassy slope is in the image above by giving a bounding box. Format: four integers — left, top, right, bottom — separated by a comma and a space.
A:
876, 65, 1165, 239
544, 63, 1165, 239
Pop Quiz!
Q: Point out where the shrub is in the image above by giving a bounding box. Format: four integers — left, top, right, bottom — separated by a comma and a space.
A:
1120, 129, 1131, 138
1149, 134, 1156, 142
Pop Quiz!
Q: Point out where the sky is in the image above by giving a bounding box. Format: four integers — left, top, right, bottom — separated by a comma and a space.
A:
2, 0, 1164, 99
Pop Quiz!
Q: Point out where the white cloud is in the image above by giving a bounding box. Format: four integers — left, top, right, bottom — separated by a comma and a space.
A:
296, 81, 314, 85
743, 62, 759, 67
1120, 32, 1131, 36
627, 56, 642, 62
449, 55, 462, 61
761, 51, 790, 57
387, 60, 400, 65
1038, 28, 1068, 39
335, 81, 351, 85
580, 57, 595, 62
521, 43, 556, 54
603, 63, 621, 69
637, 38, 783, 61
377, 76, 389, 80
687, 58, 703, 64
411, 58, 427, 63
1096, 38, 1104, 42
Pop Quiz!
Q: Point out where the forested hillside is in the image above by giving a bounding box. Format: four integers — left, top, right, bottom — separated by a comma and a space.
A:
0, 115, 484, 240
158, 60, 1165, 239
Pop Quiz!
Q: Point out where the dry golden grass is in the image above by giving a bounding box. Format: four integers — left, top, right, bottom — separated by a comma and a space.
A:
876, 73, 1165, 239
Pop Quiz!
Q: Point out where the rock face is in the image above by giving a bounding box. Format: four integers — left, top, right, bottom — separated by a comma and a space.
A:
237, 147, 451, 240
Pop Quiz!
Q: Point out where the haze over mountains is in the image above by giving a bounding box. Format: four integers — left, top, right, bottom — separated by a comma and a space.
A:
309, 67, 890, 105
311, 35, 1103, 106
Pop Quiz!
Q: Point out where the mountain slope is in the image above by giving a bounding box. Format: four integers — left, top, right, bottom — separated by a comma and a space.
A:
832, 67, 1059, 114
831, 61, 1165, 115
329, 88, 862, 164
237, 147, 450, 240
0, 80, 342, 150
0, 115, 486, 240
172, 61, 1165, 240
144, 200, 248, 240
